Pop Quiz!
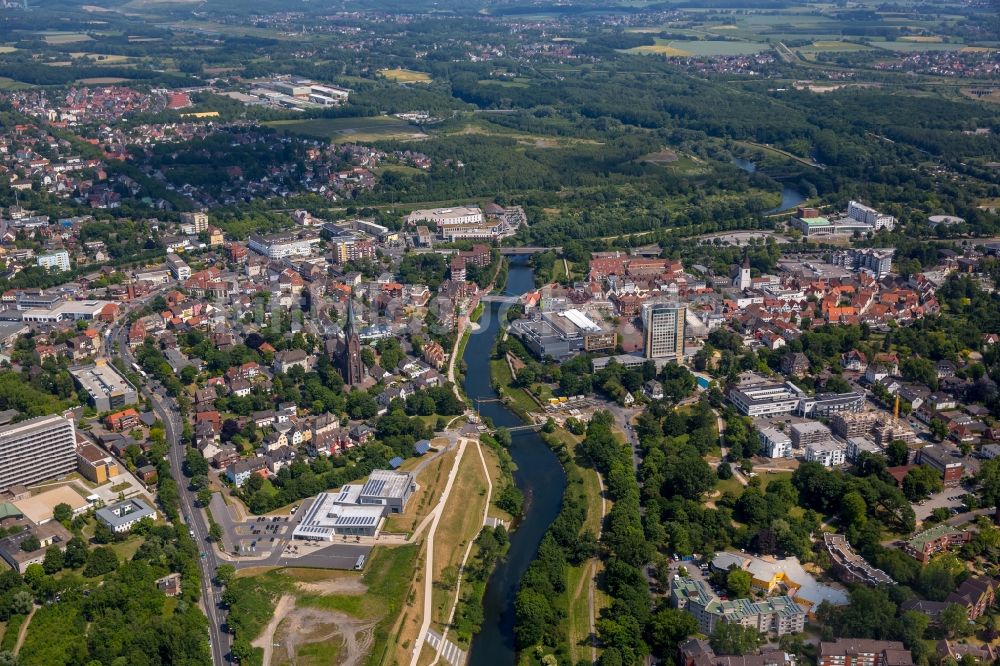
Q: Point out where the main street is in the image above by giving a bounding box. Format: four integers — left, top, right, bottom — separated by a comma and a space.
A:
109, 319, 231, 665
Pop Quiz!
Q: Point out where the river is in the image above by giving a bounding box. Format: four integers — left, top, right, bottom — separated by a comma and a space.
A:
465, 258, 567, 665
733, 157, 807, 213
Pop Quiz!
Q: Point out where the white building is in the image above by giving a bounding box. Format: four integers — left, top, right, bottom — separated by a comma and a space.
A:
729, 379, 804, 417
247, 232, 320, 259
406, 206, 483, 227
847, 201, 895, 231
0, 414, 77, 491
37, 250, 70, 272
759, 427, 793, 458
166, 253, 191, 281
806, 440, 846, 467
95, 498, 156, 533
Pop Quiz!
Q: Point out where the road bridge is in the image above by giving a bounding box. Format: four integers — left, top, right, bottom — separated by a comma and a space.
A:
498, 246, 561, 255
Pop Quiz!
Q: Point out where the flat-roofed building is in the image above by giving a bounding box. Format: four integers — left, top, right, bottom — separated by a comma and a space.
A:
790, 421, 833, 448
95, 498, 156, 533
0, 521, 72, 573
798, 392, 865, 418
71, 360, 138, 412
358, 469, 415, 514
0, 415, 76, 492
247, 232, 320, 259
642, 302, 686, 360
806, 440, 847, 467
729, 379, 804, 418
166, 253, 191, 281
759, 427, 793, 458
916, 445, 964, 487
511, 308, 612, 360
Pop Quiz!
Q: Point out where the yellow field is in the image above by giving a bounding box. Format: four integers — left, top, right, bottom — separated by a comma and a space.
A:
0, 46, 16, 54
900, 35, 943, 42
631, 44, 692, 56
379, 68, 432, 83
962, 46, 995, 53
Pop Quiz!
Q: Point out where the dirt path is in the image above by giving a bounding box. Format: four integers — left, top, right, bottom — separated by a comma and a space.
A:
295, 577, 366, 596
280, 607, 377, 666
14, 605, 36, 655
254, 594, 295, 666
589, 471, 607, 663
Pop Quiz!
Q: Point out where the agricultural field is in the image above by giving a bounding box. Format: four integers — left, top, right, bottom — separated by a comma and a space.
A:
796, 40, 874, 54
378, 68, 432, 83
39, 32, 93, 44
263, 116, 427, 142
627, 38, 770, 57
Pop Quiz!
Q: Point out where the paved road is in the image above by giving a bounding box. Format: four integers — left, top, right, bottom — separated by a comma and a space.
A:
112, 321, 231, 665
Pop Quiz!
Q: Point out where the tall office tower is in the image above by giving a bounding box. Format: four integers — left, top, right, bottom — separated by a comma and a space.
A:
642, 302, 686, 359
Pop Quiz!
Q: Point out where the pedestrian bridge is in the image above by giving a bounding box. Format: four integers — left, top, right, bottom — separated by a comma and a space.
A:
480, 295, 520, 304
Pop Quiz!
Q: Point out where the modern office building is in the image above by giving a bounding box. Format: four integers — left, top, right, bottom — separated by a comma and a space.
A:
511, 308, 615, 360
70, 360, 138, 412
247, 232, 320, 259
729, 379, 804, 417
0, 414, 76, 491
642, 302, 686, 359
798, 391, 866, 418
292, 469, 416, 541
36, 250, 70, 272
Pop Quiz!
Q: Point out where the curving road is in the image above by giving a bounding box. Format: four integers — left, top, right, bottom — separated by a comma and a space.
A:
110, 320, 231, 665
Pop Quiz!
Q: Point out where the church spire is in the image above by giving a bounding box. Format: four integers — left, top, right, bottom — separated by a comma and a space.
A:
345, 296, 357, 337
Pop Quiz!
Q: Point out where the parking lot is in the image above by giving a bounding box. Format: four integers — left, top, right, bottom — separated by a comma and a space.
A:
233, 515, 293, 556
914, 488, 972, 522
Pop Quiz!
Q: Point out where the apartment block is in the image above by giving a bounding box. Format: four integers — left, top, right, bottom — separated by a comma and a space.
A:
819, 639, 913, 666
0, 414, 77, 491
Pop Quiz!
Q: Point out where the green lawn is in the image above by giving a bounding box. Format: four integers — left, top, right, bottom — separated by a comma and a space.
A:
263, 117, 425, 143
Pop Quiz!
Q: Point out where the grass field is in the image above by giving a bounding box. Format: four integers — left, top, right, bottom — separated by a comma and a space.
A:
264, 116, 426, 143
796, 40, 872, 53
75, 77, 132, 84
0, 77, 30, 90
379, 68, 432, 83
41, 32, 93, 44
867, 40, 965, 52
431, 446, 490, 631
899, 35, 943, 42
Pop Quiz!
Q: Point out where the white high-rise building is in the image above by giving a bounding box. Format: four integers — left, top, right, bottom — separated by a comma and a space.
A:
642, 302, 686, 359
0, 414, 77, 491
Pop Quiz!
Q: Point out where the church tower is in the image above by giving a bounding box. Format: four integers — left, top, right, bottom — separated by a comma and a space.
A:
339, 298, 364, 387
734, 251, 751, 291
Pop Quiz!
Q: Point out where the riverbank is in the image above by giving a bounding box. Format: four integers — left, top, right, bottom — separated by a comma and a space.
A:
466, 258, 568, 666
